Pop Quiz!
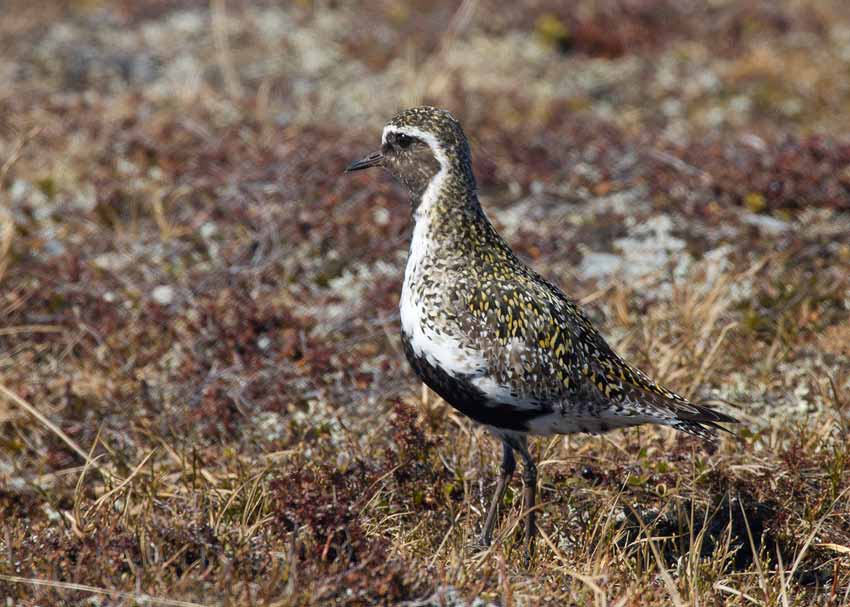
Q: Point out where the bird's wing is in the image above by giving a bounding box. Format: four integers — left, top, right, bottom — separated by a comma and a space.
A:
564, 303, 739, 435
451, 277, 582, 410
534, 274, 739, 427
454, 275, 738, 436
452, 276, 615, 410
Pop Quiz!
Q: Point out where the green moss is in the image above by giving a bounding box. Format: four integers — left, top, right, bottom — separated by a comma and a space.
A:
744, 192, 766, 213
35, 176, 58, 199
535, 14, 571, 49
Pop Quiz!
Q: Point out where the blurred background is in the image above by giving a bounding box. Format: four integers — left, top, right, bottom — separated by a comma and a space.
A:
1, 1, 850, 604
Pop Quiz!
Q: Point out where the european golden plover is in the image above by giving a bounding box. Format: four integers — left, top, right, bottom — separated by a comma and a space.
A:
346, 106, 738, 558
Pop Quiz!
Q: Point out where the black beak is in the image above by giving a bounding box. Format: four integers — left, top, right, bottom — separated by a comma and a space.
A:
345, 151, 383, 173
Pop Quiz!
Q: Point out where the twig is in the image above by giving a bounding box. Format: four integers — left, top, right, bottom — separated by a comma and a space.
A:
210, 0, 244, 99
0, 574, 209, 607
406, 0, 479, 104
87, 449, 158, 517
0, 126, 41, 286
713, 582, 764, 606
648, 148, 712, 184
0, 126, 41, 183
686, 321, 737, 400
538, 525, 607, 598
0, 324, 65, 337
0, 209, 12, 287
0, 383, 100, 470
624, 502, 685, 607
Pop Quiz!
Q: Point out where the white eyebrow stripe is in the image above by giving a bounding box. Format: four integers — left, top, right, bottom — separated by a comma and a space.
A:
381, 125, 448, 169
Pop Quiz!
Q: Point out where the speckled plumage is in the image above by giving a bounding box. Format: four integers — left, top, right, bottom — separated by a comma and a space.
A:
347, 106, 738, 556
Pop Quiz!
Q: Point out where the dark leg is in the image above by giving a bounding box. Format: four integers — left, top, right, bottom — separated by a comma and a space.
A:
480, 441, 516, 546
514, 436, 537, 562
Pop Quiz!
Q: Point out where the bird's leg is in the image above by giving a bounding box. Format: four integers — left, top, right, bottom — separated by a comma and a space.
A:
481, 441, 516, 547
515, 437, 537, 562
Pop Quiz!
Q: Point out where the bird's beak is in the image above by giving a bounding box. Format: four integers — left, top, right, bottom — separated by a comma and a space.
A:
345, 151, 383, 173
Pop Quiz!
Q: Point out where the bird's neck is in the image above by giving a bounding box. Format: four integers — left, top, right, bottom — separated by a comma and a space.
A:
414, 161, 479, 216
408, 173, 509, 269
414, 172, 481, 229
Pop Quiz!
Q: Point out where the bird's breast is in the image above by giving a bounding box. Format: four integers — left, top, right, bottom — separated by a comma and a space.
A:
400, 219, 485, 379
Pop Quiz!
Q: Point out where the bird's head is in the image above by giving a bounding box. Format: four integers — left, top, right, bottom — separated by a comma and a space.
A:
346, 106, 476, 212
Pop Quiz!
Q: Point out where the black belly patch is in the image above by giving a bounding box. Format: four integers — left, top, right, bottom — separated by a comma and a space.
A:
401, 335, 547, 431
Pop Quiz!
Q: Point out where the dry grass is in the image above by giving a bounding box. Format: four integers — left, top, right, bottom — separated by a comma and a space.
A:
1, 1, 849, 605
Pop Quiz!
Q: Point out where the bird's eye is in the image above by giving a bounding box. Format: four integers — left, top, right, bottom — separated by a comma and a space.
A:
396, 133, 413, 148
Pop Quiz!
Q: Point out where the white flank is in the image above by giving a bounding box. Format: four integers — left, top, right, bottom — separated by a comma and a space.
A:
471, 376, 536, 409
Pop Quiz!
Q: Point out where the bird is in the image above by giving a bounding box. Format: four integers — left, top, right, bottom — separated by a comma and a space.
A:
345, 106, 738, 559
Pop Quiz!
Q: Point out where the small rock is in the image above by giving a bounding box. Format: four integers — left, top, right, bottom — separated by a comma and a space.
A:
200, 222, 217, 239
253, 411, 285, 441
152, 285, 175, 305
404, 586, 498, 607
42, 239, 66, 258
578, 251, 622, 279
41, 503, 61, 521
10, 179, 30, 202
373, 207, 390, 226
742, 212, 790, 235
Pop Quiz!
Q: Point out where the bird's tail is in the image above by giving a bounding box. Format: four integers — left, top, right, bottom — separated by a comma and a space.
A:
669, 402, 739, 443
